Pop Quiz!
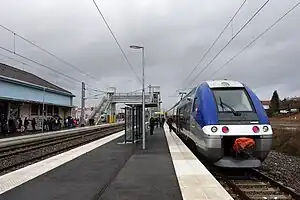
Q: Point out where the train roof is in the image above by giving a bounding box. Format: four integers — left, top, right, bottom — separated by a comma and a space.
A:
204, 80, 244, 88
167, 80, 244, 112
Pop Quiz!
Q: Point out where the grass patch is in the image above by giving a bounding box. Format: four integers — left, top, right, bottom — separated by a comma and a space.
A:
272, 128, 300, 157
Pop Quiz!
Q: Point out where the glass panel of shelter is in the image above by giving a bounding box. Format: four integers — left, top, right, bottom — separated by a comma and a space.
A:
124, 106, 142, 144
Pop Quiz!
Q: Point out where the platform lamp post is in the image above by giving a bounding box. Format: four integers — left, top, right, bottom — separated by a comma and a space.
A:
130, 45, 145, 150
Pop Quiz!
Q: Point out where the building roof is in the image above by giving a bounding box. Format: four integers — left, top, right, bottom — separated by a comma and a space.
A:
0, 63, 72, 95
261, 101, 270, 105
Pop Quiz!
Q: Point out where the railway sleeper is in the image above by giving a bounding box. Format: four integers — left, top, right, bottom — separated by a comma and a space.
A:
234, 180, 268, 185
247, 194, 292, 200
242, 188, 282, 195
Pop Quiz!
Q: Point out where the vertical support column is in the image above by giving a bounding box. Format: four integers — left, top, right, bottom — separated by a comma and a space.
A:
7, 102, 10, 133
142, 47, 146, 149
42, 87, 45, 132
52, 105, 54, 118
139, 107, 142, 138
136, 108, 140, 138
80, 82, 85, 126
7, 102, 10, 120
135, 107, 138, 140
132, 107, 135, 144
148, 85, 152, 119
124, 107, 127, 143
111, 103, 116, 123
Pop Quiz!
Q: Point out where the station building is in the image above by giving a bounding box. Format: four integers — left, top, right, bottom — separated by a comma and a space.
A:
0, 63, 75, 131
261, 101, 270, 112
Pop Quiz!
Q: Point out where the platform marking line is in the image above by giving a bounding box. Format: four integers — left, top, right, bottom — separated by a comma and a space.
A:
0, 130, 125, 195
164, 125, 233, 200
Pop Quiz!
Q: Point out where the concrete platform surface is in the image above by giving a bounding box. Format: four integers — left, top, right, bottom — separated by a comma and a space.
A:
0, 131, 133, 200
164, 124, 234, 200
0, 128, 183, 200
0, 125, 233, 200
100, 128, 183, 200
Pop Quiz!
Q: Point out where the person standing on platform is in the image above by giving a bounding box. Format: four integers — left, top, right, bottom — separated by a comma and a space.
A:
18, 117, 22, 132
24, 117, 29, 132
149, 117, 155, 135
160, 117, 165, 128
166, 117, 173, 133
32, 118, 36, 132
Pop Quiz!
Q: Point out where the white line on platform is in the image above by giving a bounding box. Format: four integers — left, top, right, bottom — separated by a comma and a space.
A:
163, 125, 233, 200
0, 130, 125, 195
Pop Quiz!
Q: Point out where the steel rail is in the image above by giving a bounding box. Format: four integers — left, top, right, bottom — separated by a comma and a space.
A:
0, 122, 124, 148
0, 125, 124, 175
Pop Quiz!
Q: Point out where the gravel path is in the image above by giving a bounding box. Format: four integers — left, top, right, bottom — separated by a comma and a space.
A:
261, 151, 300, 194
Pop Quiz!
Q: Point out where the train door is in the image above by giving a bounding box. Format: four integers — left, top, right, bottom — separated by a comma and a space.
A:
184, 103, 191, 131
177, 107, 183, 132
190, 97, 198, 134
190, 95, 205, 144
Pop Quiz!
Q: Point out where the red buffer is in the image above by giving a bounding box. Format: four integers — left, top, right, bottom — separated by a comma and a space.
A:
233, 137, 256, 153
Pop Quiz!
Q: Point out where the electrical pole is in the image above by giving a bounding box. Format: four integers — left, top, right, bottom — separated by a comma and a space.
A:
80, 82, 85, 126
142, 47, 145, 150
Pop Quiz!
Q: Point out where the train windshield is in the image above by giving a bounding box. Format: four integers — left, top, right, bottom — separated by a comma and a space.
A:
212, 88, 254, 112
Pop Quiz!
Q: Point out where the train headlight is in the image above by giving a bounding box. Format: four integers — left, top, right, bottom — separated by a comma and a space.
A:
263, 126, 269, 132
211, 126, 218, 133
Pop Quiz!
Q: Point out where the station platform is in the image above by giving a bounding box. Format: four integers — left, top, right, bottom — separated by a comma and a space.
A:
0, 127, 74, 139
0, 126, 233, 200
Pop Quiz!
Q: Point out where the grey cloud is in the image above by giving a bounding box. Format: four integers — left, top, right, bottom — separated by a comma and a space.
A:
0, 0, 299, 110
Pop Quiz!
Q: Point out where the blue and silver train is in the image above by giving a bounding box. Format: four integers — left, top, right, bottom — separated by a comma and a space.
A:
167, 80, 272, 168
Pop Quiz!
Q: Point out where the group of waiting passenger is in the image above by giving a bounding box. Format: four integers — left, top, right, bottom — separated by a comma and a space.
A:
149, 116, 174, 135
149, 116, 166, 135
0, 115, 80, 136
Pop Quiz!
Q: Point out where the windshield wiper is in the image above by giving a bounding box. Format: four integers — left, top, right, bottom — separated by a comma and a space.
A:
219, 97, 241, 116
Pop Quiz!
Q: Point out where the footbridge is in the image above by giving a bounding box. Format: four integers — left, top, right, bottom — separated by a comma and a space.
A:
87, 86, 161, 124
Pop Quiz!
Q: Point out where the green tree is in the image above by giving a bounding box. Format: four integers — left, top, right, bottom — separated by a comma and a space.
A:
270, 90, 280, 114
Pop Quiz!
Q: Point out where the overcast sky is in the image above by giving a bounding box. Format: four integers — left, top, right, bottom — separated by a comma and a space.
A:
0, 0, 299, 111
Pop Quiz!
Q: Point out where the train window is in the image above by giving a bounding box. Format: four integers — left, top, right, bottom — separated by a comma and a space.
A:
212, 89, 253, 112
192, 97, 197, 112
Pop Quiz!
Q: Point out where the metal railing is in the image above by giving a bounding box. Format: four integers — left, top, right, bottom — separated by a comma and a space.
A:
87, 96, 107, 120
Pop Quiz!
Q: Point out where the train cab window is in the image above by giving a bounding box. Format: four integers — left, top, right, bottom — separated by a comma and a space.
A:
212, 88, 254, 112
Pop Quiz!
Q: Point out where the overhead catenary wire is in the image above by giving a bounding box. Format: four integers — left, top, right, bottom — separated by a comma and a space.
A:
86, 87, 106, 93
128, 88, 142, 93
0, 53, 79, 86
92, 0, 142, 84
0, 53, 85, 93
0, 24, 100, 82
185, 0, 271, 89
85, 92, 105, 99
212, 1, 300, 77
0, 44, 84, 83
181, 0, 248, 88
0, 44, 107, 94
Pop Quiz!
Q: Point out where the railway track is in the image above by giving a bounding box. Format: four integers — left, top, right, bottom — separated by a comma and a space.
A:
214, 168, 300, 200
0, 124, 124, 175
174, 126, 300, 200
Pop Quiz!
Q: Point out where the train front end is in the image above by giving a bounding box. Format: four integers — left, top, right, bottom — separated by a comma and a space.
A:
196, 80, 272, 168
